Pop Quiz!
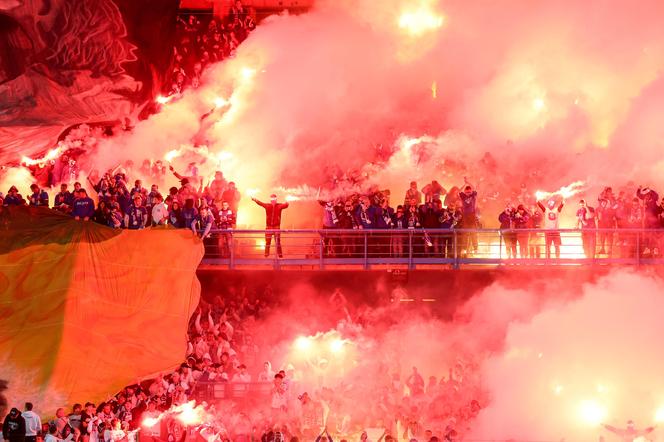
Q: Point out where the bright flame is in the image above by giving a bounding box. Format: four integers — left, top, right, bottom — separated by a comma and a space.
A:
398, 8, 444, 35
246, 188, 260, 197
172, 401, 204, 426
164, 149, 181, 162
21, 146, 65, 167
329, 338, 345, 353
142, 417, 160, 428
535, 180, 586, 201
578, 399, 607, 426
214, 97, 228, 108
532, 97, 546, 111
295, 336, 312, 351
431, 81, 438, 99
285, 195, 301, 202
156, 95, 173, 105
240, 67, 256, 81
654, 406, 664, 423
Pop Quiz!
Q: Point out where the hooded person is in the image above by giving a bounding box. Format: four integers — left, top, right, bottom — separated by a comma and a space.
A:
2, 408, 26, 442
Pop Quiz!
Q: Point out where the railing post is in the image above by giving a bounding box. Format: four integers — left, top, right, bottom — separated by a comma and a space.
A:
408, 230, 414, 270
363, 231, 369, 270
453, 229, 459, 269
636, 231, 641, 267
229, 231, 235, 270
319, 230, 324, 270
499, 230, 503, 260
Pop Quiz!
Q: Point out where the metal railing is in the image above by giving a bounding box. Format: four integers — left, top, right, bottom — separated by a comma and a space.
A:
199, 228, 664, 269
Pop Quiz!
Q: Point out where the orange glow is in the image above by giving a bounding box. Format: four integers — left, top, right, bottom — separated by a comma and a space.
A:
398, 8, 444, 36
577, 399, 607, 426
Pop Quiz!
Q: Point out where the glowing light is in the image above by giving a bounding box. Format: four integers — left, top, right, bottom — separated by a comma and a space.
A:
173, 402, 202, 426
578, 400, 607, 426
142, 417, 160, 427
164, 149, 181, 162
431, 81, 438, 99
654, 406, 664, 423
553, 384, 563, 395
240, 67, 256, 81
330, 338, 345, 353
532, 97, 546, 111
156, 95, 173, 105
535, 181, 586, 201
398, 8, 444, 35
214, 97, 228, 108
285, 195, 301, 202
21, 146, 65, 167
246, 188, 260, 197
596, 384, 607, 394
295, 336, 312, 351
216, 151, 233, 162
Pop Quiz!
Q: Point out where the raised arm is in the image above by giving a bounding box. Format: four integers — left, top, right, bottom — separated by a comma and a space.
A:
251, 197, 267, 208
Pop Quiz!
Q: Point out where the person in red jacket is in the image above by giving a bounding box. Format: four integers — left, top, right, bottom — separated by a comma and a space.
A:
252, 194, 289, 258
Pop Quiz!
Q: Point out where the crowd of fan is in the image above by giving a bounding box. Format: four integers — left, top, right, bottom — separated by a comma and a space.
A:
1, 285, 483, 442
315, 180, 664, 259
3, 165, 664, 259
169, 1, 256, 96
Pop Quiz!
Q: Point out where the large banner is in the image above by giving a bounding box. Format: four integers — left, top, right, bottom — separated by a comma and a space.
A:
0, 207, 202, 414
0, 0, 180, 162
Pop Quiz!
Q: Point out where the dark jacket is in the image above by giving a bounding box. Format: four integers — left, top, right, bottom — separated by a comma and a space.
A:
253, 199, 289, 228
2, 410, 26, 442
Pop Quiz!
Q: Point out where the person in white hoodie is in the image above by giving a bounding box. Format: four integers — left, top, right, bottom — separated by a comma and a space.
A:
22, 403, 41, 442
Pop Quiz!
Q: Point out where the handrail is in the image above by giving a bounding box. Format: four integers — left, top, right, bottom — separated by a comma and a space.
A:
197, 228, 664, 270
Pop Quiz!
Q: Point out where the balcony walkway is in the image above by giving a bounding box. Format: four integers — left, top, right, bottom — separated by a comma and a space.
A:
198, 228, 664, 270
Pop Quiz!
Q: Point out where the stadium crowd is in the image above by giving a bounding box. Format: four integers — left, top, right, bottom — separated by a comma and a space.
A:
169, 2, 256, 96
2, 167, 664, 259
1, 285, 482, 442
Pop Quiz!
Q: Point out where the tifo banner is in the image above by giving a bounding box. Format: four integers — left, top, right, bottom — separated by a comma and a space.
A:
0, 207, 203, 414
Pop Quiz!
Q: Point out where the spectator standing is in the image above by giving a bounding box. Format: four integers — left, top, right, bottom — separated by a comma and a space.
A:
458, 180, 479, 255
54, 184, 74, 213
221, 182, 241, 214
527, 204, 543, 258
28, 184, 49, 207
596, 196, 617, 257
252, 194, 289, 258
181, 199, 199, 230
637, 186, 660, 255
538, 199, 564, 259
499, 205, 516, 259
193, 206, 215, 240
4, 186, 25, 206
124, 195, 148, 230
513, 205, 530, 258
151, 194, 168, 226
403, 181, 422, 206
576, 199, 597, 259
3, 408, 26, 442
168, 201, 183, 228
72, 190, 95, 221
22, 403, 41, 442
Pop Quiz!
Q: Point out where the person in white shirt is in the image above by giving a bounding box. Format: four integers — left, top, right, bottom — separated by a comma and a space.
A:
231, 365, 251, 383
141, 401, 161, 442
22, 403, 41, 442
44, 424, 75, 442
151, 194, 168, 226
103, 419, 125, 442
